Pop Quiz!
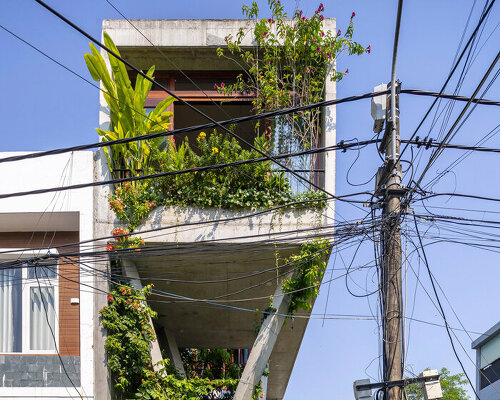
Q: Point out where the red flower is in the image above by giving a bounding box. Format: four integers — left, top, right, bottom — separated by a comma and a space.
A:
106, 244, 114, 251
299, 10, 303, 16
321, 31, 325, 37
124, 182, 130, 189
327, 52, 332, 58
263, 31, 268, 37
317, 3, 324, 13
319, 15, 324, 21
107, 294, 114, 303
351, 11, 356, 19
345, 68, 349, 74
316, 46, 321, 52
337, 29, 341, 36
112, 227, 124, 236
366, 44, 371, 54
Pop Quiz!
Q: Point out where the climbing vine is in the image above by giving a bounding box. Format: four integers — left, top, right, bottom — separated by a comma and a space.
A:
281, 238, 330, 315
217, 0, 369, 179
101, 284, 241, 400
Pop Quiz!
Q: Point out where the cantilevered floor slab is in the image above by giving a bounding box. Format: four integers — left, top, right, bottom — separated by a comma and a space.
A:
121, 206, 331, 400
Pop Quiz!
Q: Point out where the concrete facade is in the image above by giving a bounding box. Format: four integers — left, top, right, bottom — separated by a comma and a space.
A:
94, 18, 337, 400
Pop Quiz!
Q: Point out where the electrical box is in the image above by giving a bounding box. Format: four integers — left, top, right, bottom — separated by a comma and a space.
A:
421, 370, 443, 400
353, 379, 372, 400
371, 83, 388, 133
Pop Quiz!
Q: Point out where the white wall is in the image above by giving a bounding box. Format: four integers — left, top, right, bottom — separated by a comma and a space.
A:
0, 151, 95, 400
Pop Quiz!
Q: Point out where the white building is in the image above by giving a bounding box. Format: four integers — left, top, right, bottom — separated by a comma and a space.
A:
0, 151, 94, 399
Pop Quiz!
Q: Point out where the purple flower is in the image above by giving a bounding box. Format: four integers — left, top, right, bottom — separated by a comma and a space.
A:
312, 37, 316, 42
327, 52, 331, 58
319, 14, 324, 21
263, 31, 268, 37
317, 3, 324, 13
345, 68, 349, 74
213, 83, 217, 89
366, 44, 371, 54
337, 29, 341, 36
351, 11, 356, 19
316, 46, 321, 52
321, 31, 325, 37
220, 82, 225, 88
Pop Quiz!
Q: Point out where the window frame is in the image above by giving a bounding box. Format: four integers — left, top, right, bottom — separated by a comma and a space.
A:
0, 250, 59, 355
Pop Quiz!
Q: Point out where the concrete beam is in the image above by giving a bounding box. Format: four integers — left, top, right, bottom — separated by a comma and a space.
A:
122, 259, 164, 371
164, 329, 186, 378
233, 276, 292, 400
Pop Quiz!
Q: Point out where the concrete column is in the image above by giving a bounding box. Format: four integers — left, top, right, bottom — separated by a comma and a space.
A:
233, 279, 291, 400
322, 41, 337, 223
93, 148, 114, 400
164, 329, 186, 377
122, 259, 164, 370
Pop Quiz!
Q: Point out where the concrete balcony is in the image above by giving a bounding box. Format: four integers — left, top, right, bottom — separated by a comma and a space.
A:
116, 205, 331, 400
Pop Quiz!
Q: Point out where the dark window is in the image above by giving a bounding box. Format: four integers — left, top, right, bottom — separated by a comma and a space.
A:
480, 357, 500, 389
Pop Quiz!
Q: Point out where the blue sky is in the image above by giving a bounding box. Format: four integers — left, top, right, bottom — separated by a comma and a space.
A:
1, 0, 499, 399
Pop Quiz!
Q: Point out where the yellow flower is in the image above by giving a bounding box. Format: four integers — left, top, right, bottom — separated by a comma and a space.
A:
198, 131, 206, 140
212, 147, 219, 154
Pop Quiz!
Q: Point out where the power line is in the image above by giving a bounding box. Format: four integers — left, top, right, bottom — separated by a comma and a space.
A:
33, 0, 332, 197
398, 0, 496, 162
401, 88, 500, 106
0, 142, 376, 199
405, 50, 500, 201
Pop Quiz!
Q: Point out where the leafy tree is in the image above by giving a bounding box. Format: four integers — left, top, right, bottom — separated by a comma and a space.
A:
406, 368, 469, 400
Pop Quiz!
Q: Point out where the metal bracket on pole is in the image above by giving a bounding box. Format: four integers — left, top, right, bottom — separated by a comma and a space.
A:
355, 374, 440, 391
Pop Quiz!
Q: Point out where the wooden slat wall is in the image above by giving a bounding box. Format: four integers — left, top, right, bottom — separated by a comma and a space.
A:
58, 256, 80, 356
0, 232, 80, 356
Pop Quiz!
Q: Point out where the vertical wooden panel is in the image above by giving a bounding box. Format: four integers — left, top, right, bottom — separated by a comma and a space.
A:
58, 257, 80, 356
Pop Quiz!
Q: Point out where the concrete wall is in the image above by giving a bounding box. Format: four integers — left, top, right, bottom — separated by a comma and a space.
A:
0, 151, 94, 399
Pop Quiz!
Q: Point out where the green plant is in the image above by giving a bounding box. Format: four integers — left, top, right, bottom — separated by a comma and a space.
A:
100, 284, 157, 398
281, 238, 330, 314
84, 32, 174, 176
152, 130, 327, 210
108, 182, 158, 231
101, 284, 241, 400
217, 1, 369, 178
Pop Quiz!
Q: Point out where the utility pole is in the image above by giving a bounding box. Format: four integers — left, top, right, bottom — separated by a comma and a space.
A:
379, 2, 404, 399
379, 82, 403, 400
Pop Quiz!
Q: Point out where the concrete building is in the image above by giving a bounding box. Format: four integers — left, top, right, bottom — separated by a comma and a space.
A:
472, 321, 500, 400
0, 151, 94, 399
0, 18, 337, 400
92, 19, 338, 400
